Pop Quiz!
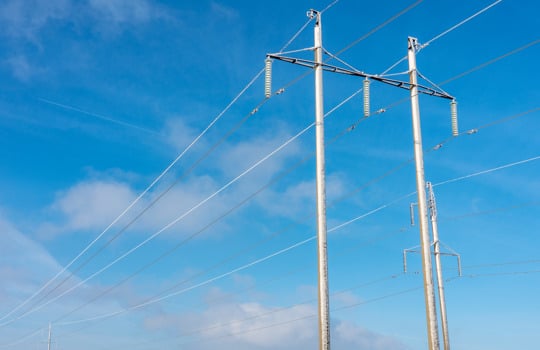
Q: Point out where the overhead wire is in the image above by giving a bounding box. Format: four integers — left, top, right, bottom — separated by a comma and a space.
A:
333, 0, 425, 57
419, 0, 503, 50
321, 0, 340, 14
438, 39, 540, 86
433, 155, 540, 188
439, 201, 540, 223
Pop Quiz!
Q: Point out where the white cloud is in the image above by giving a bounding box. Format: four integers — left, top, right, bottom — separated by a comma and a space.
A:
216, 127, 302, 181
143, 296, 407, 350
5, 55, 42, 82
163, 117, 208, 153
334, 320, 408, 350
144, 299, 317, 349
88, 0, 164, 24
255, 173, 349, 220
0, 214, 63, 300
49, 180, 137, 234
38, 169, 235, 241
0, 0, 71, 41
210, 2, 239, 21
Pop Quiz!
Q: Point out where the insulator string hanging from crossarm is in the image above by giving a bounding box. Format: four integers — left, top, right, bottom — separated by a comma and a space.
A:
265, 57, 272, 99
451, 99, 458, 136
363, 78, 370, 117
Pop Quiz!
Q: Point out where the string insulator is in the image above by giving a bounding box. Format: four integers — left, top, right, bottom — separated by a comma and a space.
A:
450, 99, 458, 136
264, 58, 272, 99
363, 78, 370, 117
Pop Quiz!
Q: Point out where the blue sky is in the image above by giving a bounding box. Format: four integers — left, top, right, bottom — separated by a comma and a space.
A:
0, 0, 538, 349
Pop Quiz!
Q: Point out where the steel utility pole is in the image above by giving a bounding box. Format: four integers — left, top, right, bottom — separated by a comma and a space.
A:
408, 36, 440, 350
47, 322, 52, 350
311, 9, 331, 350
427, 182, 450, 350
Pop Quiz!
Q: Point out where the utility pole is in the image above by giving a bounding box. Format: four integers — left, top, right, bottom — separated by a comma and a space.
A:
427, 182, 450, 350
310, 9, 331, 350
47, 322, 52, 350
265, 9, 331, 350
407, 36, 440, 350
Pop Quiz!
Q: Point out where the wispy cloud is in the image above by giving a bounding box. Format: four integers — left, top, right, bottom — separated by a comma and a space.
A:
88, 0, 165, 24
5, 55, 41, 82
0, 0, 71, 41
143, 295, 407, 350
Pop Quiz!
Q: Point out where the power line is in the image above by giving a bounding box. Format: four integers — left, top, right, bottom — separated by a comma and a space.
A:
433, 155, 540, 188
382, 0, 503, 75
438, 39, 540, 86
333, 0, 424, 57
421, 0, 503, 49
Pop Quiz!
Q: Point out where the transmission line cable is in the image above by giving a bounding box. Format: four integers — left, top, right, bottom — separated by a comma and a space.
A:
439, 39, 540, 86
433, 155, 540, 188
333, 0, 424, 57
420, 0, 503, 50
382, 0, 503, 75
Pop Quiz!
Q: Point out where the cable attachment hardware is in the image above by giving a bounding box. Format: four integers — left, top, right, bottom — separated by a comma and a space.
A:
307, 9, 318, 19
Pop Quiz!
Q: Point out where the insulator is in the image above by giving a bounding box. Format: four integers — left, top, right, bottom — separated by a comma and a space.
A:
363, 78, 370, 117
264, 58, 272, 99
450, 99, 458, 136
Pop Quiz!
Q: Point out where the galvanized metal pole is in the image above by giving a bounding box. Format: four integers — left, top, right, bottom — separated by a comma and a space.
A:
427, 182, 451, 350
407, 36, 440, 350
47, 323, 51, 350
310, 9, 331, 350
